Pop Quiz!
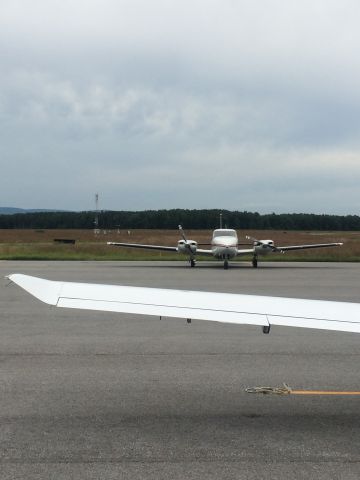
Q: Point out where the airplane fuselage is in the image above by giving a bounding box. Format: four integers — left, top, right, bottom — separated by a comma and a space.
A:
211, 229, 238, 260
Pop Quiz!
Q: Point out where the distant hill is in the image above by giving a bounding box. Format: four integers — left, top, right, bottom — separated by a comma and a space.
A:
0, 207, 67, 215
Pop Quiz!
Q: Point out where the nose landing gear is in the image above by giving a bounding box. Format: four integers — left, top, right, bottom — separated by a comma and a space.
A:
190, 258, 196, 267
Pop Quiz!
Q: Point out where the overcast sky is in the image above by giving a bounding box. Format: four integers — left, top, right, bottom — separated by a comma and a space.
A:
1, 0, 360, 213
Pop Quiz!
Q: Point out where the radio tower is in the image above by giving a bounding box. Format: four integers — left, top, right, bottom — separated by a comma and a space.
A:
94, 193, 100, 235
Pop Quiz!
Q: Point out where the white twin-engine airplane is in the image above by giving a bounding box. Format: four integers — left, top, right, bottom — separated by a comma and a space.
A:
7, 274, 360, 335
107, 225, 343, 269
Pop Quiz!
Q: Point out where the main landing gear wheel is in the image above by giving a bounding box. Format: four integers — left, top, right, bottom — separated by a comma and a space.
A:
190, 259, 196, 267
252, 256, 258, 268
224, 259, 229, 270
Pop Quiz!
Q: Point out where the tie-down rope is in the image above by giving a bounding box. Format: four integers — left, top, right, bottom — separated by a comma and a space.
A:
245, 383, 360, 396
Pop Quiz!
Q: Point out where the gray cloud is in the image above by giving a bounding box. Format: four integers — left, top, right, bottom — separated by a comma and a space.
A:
1, 0, 360, 213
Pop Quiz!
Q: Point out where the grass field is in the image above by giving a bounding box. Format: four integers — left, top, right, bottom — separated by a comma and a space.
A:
0, 229, 357, 262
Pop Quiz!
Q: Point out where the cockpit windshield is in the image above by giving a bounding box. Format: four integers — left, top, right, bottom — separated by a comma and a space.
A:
212, 229, 237, 238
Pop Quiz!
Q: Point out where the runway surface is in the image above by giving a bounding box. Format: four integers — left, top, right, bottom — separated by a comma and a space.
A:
1, 261, 360, 479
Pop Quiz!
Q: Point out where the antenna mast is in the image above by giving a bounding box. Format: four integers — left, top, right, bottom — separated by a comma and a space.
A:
94, 193, 100, 235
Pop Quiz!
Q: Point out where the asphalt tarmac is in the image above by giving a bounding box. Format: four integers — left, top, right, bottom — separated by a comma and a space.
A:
1, 260, 360, 479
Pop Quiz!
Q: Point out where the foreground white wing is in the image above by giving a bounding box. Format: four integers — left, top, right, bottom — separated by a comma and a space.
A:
7, 274, 360, 334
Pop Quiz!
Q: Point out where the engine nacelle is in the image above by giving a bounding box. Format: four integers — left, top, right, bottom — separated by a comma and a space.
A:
177, 239, 198, 254
254, 239, 274, 255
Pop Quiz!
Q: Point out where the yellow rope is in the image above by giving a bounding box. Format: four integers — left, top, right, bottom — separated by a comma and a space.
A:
245, 383, 360, 396
291, 390, 360, 395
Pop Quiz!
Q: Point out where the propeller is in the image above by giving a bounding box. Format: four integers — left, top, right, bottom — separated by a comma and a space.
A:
178, 225, 188, 242
178, 225, 197, 254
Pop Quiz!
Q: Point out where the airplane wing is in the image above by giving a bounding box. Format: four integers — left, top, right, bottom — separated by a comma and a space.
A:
7, 274, 360, 334
107, 242, 214, 255
195, 248, 214, 255
235, 243, 343, 255
275, 242, 343, 252
236, 248, 256, 255
107, 242, 178, 252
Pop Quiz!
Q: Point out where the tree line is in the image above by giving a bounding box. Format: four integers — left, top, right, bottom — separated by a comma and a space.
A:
0, 209, 359, 230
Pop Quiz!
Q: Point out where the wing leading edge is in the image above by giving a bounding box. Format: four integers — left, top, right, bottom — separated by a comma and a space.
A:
107, 242, 213, 255
107, 242, 178, 252
276, 242, 343, 252
7, 274, 360, 334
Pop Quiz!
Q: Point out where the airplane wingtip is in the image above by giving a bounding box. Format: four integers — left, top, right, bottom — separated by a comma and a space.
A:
6, 273, 21, 282
6, 273, 61, 306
